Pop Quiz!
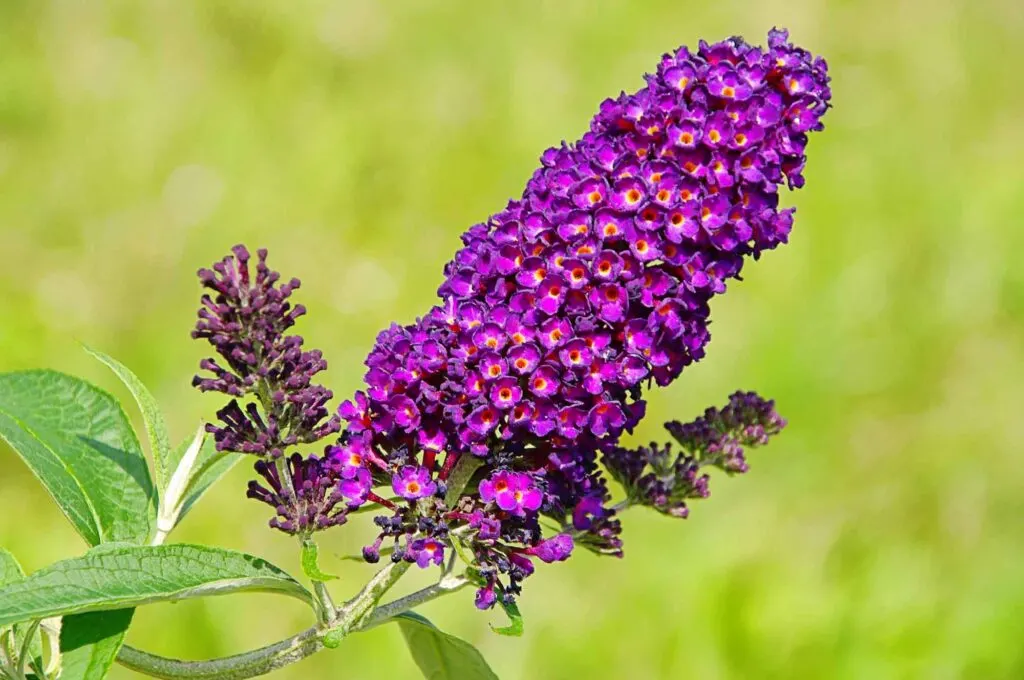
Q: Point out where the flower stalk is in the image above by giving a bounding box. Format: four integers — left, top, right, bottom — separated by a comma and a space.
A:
116, 571, 471, 680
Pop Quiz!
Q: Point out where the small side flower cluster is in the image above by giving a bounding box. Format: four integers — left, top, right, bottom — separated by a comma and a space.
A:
247, 454, 349, 535
193, 245, 340, 456
665, 390, 787, 474
193, 246, 345, 535
604, 391, 785, 518
329, 29, 829, 610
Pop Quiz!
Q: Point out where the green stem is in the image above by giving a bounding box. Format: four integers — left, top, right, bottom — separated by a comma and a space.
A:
117, 629, 320, 680
359, 574, 470, 631
115, 575, 470, 679
610, 499, 632, 514
334, 561, 410, 632
311, 581, 334, 627
14, 621, 39, 679
0, 630, 17, 677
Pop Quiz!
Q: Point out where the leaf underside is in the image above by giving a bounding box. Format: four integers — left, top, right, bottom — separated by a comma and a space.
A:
396, 612, 499, 680
60, 609, 135, 680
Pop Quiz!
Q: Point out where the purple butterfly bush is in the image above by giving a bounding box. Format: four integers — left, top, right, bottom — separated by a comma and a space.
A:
192, 245, 340, 457
192, 29, 830, 611
247, 453, 350, 535
605, 392, 786, 518
192, 246, 347, 533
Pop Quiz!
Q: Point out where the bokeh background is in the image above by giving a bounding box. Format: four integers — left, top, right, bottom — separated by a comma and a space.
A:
2, 1, 1023, 678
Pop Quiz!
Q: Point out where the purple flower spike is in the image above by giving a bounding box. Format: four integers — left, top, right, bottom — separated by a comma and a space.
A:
332, 29, 829, 608
605, 391, 785, 517
192, 246, 340, 456
665, 390, 786, 473
247, 454, 348, 535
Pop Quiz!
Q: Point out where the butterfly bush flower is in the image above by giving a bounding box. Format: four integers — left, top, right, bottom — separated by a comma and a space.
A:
332, 28, 829, 608
247, 453, 349, 535
605, 392, 785, 517
215, 28, 835, 611
665, 390, 787, 474
393, 465, 439, 500
479, 470, 543, 517
192, 246, 344, 535
192, 246, 340, 456
406, 537, 446, 569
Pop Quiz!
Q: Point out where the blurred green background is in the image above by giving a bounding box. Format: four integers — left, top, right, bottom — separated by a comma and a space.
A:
2, 0, 1023, 678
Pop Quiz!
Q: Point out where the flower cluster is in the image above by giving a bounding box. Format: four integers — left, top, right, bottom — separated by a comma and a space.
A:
247, 453, 350, 534
192, 247, 347, 536
329, 29, 829, 610
192, 245, 340, 456
665, 390, 787, 474
605, 391, 785, 517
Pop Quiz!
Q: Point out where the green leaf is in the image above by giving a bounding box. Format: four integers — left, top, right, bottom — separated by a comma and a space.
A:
300, 540, 337, 582
0, 544, 313, 627
491, 598, 523, 637
0, 548, 23, 588
0, 549, 44, 677
60, 610, 134, 680
0, 370, 157, 546
445, 455, 483, 508
83, 346, 173, 493
396, 612, 498, 680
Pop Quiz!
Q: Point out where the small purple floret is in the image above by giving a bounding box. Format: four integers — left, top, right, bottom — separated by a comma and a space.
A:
479, 470, 543, 517
392, 465, 438, 500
